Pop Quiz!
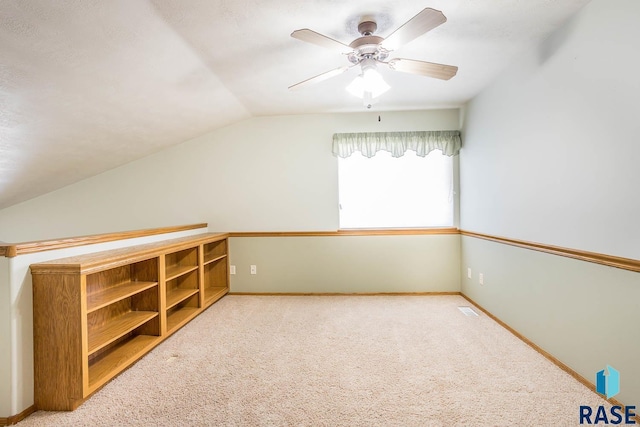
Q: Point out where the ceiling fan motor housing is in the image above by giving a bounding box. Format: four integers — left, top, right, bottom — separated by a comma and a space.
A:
348, 34, 388, 64
348, 20, 388, 64
357, 21, 377, 36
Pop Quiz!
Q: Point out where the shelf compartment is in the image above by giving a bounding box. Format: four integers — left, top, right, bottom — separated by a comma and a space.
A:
165, 247, 198, 281
166, 293, 199, 333
86, 258, 159, 312
165, 264, 198, 282
203, 256, 228, 302
203, 254, 227, 266
87, 281, 157, 313
88, 311, 158, 355
204, 286, 228, 307
88, 334, 159, 392
166, 269, 199, 308
203, 240, 227, 264
166, 288, 200, 311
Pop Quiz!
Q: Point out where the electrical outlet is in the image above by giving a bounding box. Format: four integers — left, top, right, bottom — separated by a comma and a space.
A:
250, 265, 257, 275
479, 273, 484, 285
230, 265, 236, 275
467, 267, 472, 279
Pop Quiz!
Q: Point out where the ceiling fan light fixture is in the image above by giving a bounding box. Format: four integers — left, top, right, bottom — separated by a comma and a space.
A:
346, 61, 390, 100
363, 67, 390, 97
345, 75, 365, 97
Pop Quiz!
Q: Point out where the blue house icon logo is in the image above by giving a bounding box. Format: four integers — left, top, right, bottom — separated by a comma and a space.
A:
596, 365, 620, 399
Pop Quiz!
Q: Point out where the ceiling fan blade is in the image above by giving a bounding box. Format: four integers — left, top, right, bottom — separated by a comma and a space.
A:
291, 29, 351, 53
387, 58, 458, 80
288, 66, 351, 91
383, 8, 447, 51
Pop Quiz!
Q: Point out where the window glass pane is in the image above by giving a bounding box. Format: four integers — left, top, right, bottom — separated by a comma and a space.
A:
338, 150, 453, 228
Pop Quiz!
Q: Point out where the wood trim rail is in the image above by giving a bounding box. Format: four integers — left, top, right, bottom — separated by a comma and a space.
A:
0, 223, 208, 258
0, 405, 35, 426
5, 224, 637, 274
229, 228, 460, 237
460, 230, 640, 273
230, 227, 639, 272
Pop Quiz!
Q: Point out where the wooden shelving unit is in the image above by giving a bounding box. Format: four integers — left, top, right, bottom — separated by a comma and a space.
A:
31, 232, 229, 411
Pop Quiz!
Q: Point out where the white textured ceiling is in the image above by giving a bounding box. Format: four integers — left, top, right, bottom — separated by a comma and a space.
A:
0, 0, 590, 209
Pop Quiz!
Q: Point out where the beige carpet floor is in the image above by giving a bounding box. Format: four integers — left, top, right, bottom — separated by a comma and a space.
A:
20, 295, 609, 426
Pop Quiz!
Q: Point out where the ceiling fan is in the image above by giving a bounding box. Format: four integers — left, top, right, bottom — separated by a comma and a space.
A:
289, 8, 458, 107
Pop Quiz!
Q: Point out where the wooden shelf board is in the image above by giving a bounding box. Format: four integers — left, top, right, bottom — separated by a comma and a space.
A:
87, 281, 158, 313
88, 334, 159, 392
166, 307, 199, 333
203, 254, 227, 266
165, 264, 198, 282
166, 288, 199, 310
204, 287, 228, 307
88, 311, 158, 355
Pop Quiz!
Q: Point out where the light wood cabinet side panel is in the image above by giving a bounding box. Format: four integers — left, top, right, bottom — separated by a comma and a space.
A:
33, 274, 84, 410
81, 275, 89, 397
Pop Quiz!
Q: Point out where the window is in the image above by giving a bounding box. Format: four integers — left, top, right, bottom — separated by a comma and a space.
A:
333, 130, 460, 229
338, 150, 454, 228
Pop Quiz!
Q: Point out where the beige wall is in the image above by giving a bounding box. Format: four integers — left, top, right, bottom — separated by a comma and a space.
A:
229, 235, 461, 293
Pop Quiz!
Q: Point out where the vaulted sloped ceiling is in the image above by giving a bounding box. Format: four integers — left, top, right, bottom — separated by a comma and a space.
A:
0, 0, 590, 209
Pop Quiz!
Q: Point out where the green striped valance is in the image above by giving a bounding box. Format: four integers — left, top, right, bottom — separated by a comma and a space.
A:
332, 131, 461, 158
